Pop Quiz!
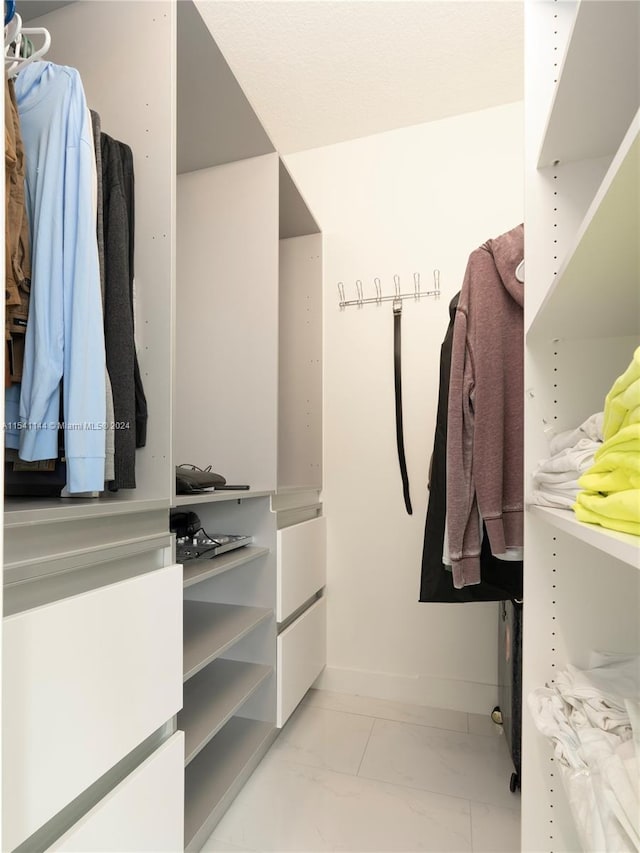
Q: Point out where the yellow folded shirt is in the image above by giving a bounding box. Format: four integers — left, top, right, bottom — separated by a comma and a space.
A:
579, 468, 640, 492
579, 427, 640, 494
588, 449, 640, 477
574, 503, 640, 536
620, 404, 640, 433
574, 489, 640, 536
594, 423, 640, 459
603, 347, 640, 440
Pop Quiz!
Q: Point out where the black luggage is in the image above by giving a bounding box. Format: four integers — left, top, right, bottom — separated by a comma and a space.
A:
492, 598, 523, 792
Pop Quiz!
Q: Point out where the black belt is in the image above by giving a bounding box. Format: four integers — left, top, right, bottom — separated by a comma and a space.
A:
393, 301, 412, 515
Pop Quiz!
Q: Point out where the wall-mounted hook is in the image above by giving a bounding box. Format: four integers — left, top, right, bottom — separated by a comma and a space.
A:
393, 274, 402, 314
337, 270, 441, 310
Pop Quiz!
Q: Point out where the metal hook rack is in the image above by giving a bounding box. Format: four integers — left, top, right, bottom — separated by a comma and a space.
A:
338, 271, 441, 309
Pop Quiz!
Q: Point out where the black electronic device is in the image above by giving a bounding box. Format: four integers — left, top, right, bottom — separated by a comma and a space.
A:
170, 509, 252, 562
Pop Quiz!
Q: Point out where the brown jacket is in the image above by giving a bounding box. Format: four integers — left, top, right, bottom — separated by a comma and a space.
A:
5, 77, 31, 384
446, 224, 524, 588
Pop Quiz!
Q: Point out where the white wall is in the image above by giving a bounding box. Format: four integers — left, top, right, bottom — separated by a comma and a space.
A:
285, 102, 524, 714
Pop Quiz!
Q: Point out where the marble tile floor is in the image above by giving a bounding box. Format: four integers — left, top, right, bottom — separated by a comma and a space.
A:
202, 689, 521, 853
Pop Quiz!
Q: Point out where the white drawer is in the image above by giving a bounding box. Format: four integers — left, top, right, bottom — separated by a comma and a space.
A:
3, 564, 183, 852
277, 516, 326, 621
48, 733, 184, 852
277, 597, 326, 726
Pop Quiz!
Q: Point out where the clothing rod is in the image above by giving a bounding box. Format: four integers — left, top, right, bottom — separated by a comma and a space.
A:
339, 289, 440, 309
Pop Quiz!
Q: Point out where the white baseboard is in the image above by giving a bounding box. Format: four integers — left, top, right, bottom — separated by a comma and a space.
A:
314, 666, 498, 715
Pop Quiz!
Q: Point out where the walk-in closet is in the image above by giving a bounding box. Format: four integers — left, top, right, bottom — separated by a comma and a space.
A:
2, 1, 638, 852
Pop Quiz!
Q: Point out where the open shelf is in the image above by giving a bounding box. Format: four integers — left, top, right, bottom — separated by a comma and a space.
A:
173, 490, 273, 508
183, 602, 272, 682
184, 717, 277, 852
529, 505, 639, 569
179, 659, 272, 766
538, 0, 640, 167
527, 110, 640, 342
4, 496, 168, 526
182, 545, 269, 589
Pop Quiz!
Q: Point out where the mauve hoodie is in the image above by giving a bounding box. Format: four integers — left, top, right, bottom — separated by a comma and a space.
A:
446, 224, 524, 588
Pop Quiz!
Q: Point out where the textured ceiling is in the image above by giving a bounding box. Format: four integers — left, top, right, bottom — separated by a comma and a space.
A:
195, 1, 524, 154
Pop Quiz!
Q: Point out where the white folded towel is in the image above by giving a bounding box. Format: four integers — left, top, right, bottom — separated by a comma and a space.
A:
550, 411, 605, 455
530, 487, 580, 510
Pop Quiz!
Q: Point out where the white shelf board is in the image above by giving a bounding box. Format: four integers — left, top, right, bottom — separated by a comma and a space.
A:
179, 659, 272, 765
173, 490, 273, 508
529, 505, 640, 569
184, 717, 277, 852
183, 602, 272, 682
182, 545, 269, 589
528, 110, 640, 341
538, 0, 640, 167
271, 487, 322, 512
4, 496, 168, 527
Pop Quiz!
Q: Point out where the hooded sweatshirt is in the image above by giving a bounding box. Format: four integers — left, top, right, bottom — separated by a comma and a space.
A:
446, 224, 524, 588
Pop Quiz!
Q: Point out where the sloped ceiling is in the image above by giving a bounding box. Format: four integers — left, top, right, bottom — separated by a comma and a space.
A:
195, 1, 524, 154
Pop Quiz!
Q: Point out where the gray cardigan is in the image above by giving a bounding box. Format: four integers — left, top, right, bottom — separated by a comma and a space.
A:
101, 132, 147, 490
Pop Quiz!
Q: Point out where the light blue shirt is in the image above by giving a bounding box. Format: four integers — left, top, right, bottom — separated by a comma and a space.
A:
12, 62, 106, 493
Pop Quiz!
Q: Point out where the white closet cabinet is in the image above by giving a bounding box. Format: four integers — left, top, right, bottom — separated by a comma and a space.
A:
3, 2, 181, 851
275, 509, 326, 727
275, 164, 325, 726
46, 733, 185, 853
4, 565, 182, 852
174, 2, 324, 847
3, 1, 324, 848
523, 3, 639, 851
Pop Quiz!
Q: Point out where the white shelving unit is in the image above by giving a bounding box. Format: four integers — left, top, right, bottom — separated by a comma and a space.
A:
183, 601, 273, 681
172, 4, 324, 847
3, 3, 183, 851
529, 506, 640, 571
537, 0, 639, 167
3, 1, 324, 850
523, 3, 640, 851
178, 493, 278, 852
528, 108, 640, 342
184, 717, 275, 851
180, 659, 272, 765
183, 544, 270, 589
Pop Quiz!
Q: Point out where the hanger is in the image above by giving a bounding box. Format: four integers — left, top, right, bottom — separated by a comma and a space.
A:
5, 13, 51, 78
515, 259, 524, 283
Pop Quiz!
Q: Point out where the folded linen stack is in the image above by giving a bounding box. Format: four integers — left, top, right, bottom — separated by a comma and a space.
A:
531, 412, 603, 509
529, 653, 640, 852
575, 348, 640, 536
